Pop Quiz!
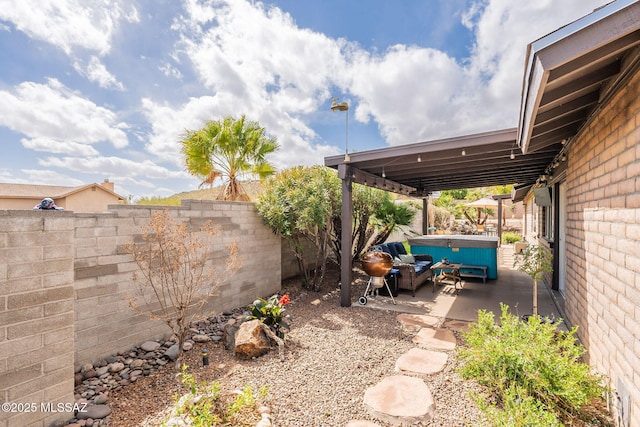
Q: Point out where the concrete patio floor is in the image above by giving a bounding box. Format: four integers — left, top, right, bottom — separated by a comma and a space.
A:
355, 244, 566, 328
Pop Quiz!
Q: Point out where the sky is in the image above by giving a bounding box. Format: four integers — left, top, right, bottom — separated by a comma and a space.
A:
0, 0, 610, 200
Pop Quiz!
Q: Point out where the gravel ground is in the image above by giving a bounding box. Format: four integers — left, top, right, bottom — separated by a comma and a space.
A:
107, 265, 485, 426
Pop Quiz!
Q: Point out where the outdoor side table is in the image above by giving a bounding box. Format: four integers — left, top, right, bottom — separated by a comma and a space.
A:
431, 262, 462, 292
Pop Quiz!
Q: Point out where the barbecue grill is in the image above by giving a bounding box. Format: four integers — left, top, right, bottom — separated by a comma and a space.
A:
359, 250, 396, 305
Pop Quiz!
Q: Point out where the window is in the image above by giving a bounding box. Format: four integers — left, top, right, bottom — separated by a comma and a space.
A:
539, 187, 554, 241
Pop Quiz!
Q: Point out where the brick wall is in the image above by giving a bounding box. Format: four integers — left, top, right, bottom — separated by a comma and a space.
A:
564, 67, 640, 425
0, 211, 76, 427
1, 200, 285, 426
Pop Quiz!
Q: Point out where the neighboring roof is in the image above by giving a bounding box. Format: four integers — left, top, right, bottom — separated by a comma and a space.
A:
325, 0, 640, 198
0, 182, 125, 201
518, 0, 640, 154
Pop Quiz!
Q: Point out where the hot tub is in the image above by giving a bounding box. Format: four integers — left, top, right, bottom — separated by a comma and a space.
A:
408, 235, 499, 280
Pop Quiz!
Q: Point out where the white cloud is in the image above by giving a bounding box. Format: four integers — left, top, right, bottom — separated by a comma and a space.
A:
74, 56, 125, 90
344, 0, 611, 144
38, 156, 190, 180
18, 169, 86, 187
0, 0, 139, 55
21, 137, 100, 156
0, 78, 129, 148
165, 0, 609, 158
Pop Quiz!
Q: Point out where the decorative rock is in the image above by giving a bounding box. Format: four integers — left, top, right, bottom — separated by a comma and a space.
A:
192, 334, 210, 343
363, 375, 434, 425
95, 366, 109, 376
234, 319, 271, 359
412, 328, 456, 351
140, 341, 161, 352
105, 356, 117, 364
77, 404, 112, 420
224, 323, 239, 351
164, 344, 179, 361
395, 348, 448, 375
108, 362, 125, 373
83, 370, 97, 380
81, 364, 94, 373
93, 394, 108, 405
75, 373, 84, 386
130, 359, 145, 369
182, 342, 193, 351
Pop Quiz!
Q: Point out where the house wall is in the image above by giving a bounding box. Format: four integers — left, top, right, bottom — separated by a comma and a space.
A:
1, 200, 283, 427
63, 189, 122, 213
0, 198, 44, 210
564, 67, 640, 424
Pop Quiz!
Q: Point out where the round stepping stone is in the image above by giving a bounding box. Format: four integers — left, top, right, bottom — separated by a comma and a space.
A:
364, 375, 435, 425
412, 328, 456, 350
396, 313, 440, 332
345, 420, 381, 427
395, 348, 448, 374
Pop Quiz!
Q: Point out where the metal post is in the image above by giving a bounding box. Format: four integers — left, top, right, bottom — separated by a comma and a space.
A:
338, 164, 353, 307
422, 197, 429, 235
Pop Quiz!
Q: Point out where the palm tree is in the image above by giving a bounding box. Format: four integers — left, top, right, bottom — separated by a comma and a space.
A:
181, 115, 279, 201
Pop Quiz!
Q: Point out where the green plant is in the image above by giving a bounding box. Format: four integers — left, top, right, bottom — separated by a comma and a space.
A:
246, 294, 291, 338
135, 195, 182, 206
257, 166, 341, 291
513, 244, 553, 316
501, 232, 521, 244
457, 304, 608, 425
166, 365, 268, 427
181, 115, 279, 201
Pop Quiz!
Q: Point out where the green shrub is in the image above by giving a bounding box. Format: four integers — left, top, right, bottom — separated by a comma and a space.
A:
501, 232, 521, 244
136, 195, 182, 206
457, 304, 608, 426
165, 365, 268, 427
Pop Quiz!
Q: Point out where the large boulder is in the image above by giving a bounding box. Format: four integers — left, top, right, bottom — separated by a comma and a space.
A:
234, 320, 271, 359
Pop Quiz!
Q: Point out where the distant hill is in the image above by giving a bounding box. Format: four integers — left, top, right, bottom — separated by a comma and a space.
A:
173, 180, 264, 202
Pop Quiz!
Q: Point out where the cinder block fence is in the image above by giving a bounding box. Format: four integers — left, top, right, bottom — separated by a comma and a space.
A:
1, 201, 292, 427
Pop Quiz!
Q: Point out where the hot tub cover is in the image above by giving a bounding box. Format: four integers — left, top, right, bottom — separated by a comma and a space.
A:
408, 235, 499, 249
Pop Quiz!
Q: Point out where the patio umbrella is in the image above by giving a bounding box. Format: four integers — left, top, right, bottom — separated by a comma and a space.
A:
464, 197, 499, 209
464, 197, 498, 226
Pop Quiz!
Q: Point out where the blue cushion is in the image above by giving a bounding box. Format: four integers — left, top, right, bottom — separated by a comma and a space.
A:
414, 260, 432, 275
392, 242, 407, 255
384, 243, 400, 259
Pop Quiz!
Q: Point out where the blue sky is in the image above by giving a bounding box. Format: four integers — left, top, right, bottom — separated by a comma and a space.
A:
0, 0, 608, 200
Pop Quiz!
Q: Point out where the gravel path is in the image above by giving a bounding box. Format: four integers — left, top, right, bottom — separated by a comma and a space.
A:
107, 267, 485, 426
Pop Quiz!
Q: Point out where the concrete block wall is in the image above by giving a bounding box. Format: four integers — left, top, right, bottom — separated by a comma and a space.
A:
1, 200, 285, 426
564, 67, 640, 425
0, 211, 76, 427
73, 200, 282, 366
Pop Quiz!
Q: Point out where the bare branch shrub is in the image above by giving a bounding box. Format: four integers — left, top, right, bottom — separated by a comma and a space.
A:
125, 209, 240, 369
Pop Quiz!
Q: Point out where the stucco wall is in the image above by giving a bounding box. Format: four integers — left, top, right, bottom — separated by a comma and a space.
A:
564, 67, 640, 425
1, 200, 283, 426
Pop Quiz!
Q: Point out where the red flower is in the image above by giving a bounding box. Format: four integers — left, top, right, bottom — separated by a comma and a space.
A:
279, 294, 290, 305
